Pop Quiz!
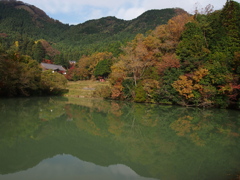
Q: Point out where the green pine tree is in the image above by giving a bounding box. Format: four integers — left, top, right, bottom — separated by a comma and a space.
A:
32, 41, 45, 63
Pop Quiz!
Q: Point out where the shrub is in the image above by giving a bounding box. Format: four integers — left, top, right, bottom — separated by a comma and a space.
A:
40, 70, 68, 95
93, 85, 111, 98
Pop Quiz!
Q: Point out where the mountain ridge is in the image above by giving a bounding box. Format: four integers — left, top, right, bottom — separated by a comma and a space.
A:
0, 0, 186, 59
0, 0, 186, 25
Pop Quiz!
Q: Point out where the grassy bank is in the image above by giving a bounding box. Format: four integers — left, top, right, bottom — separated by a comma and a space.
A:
64, 80, 111, 98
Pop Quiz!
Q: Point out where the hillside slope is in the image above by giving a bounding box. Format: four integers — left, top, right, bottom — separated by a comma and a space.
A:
0, 0, 186, 57
0, 0, 68, 41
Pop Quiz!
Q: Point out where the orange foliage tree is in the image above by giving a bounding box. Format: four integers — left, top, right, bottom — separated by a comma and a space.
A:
119, 34, 159, 86
108, 12, 192, 102
157, 53, 180, 75
66, 52, 113, 81
109, 60, 126, 99
172, 68, 211, 106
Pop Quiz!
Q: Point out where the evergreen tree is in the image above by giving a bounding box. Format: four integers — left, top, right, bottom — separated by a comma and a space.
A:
176, 22, 210, 72
94, 59, 112, 78
26, 40, 35, 56
220, 0, 240, 55
54, 53, 69, 67
32, 41, 45, 63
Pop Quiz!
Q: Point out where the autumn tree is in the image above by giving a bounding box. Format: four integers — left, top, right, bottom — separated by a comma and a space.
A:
167, 13, 193, 41
157, 53, 180, 75
119, 34, 159, 86
66, 52, 114, 81
172, 68, 213, 106
109, 60, 127, 99
39, 39, 60, 58
109, 12, 192, 102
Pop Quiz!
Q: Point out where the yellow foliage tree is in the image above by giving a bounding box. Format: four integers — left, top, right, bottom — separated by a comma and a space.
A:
172, 68, 209, 103
77, 52, 113, 79
172, 75, 195, 99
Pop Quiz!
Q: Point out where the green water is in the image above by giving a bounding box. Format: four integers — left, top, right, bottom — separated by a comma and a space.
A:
0, 97, 239, 180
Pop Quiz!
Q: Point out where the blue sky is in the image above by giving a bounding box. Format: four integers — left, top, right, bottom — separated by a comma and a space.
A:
22, 0, 239, 25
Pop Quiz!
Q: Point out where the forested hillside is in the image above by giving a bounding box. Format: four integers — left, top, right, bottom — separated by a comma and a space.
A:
0, 0, 181, 61
0, 0, 68, 40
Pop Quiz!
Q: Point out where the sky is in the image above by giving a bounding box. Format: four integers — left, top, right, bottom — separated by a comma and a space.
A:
21, 0, 240, 25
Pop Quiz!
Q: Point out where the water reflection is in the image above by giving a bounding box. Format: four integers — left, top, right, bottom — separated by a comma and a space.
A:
0, 97, 239, 180
0, 154, 157, 180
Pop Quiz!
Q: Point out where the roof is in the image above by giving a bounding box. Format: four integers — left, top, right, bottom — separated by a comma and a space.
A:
41, 63, 66, 71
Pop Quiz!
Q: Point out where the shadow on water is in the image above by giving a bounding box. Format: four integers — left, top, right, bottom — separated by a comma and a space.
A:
0, 97, 239, 180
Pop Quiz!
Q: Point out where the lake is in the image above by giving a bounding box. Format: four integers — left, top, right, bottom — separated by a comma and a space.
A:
0, 97, 239, 180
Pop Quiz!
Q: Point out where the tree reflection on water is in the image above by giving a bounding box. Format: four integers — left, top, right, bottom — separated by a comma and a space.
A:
0, 97, 239, 180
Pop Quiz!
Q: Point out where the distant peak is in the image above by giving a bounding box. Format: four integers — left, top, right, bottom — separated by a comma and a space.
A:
0, 0, 61, 23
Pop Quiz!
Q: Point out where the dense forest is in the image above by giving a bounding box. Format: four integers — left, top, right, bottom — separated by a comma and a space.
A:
68, 0, 240, 109
0, 0, 240, 109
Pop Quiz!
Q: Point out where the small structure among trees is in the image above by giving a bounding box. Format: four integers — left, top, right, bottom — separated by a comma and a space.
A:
41, 63, 66, 74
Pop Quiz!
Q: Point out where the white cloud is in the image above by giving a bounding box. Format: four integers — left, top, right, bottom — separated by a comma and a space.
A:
116, 7, 146, 20
24, 0, 131, 13
87, 8, 105, 20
